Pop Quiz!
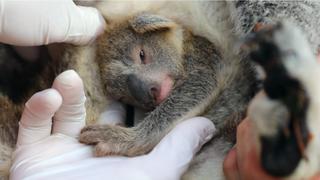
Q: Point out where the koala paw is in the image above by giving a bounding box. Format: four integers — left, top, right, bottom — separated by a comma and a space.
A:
79, 124, 152, 157
79, 125, 109, 145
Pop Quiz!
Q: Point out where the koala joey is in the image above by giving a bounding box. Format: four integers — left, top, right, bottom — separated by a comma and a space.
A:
79, 12, 257, 179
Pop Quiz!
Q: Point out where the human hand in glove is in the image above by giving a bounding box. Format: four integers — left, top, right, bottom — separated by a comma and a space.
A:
10, 70, 216, 180
0, 0, 105, 46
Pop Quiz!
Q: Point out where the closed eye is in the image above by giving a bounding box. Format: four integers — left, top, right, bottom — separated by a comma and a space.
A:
139, 49, 146, 64
131, 46, 150, 64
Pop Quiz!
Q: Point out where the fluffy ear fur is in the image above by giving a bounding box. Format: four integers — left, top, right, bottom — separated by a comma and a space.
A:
129, 13, 177, 33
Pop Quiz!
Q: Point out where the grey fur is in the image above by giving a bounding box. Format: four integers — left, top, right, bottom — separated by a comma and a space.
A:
0, 1, 320, 179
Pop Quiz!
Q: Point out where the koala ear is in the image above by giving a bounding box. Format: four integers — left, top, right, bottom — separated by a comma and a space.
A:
130, 13, 177, 33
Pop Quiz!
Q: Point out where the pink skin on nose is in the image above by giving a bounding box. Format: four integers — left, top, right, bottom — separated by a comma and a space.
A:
156, 75, 174, 105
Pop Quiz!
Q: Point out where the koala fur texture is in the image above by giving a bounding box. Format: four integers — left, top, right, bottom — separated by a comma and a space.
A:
0, 1, 320, 179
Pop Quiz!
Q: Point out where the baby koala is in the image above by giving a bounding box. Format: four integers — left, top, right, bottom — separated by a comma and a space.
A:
79, 11, 320, 178
79, 12, 256, 179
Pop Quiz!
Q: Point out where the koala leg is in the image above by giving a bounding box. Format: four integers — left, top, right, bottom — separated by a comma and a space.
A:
80, 104, 193, 157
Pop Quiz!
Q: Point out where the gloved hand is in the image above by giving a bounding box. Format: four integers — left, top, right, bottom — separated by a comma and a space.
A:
0, 0, 105, 46
10, 70, 216, 180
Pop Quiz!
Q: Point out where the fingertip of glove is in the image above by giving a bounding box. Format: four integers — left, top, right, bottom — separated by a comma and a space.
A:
25, 89, 62, 117
53, 70, 83, 91
186, 117, 216, 138
70, 6, 106, 45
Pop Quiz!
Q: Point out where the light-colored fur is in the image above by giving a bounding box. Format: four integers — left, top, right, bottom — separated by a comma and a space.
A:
279, 23, 320, 179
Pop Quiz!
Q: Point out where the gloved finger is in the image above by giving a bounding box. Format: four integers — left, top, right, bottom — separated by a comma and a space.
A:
145, 117, 216, 178
0, 0, 105, 46
61, 4, 106, 45
17, 89, 62, 146
52, 70, 86, 138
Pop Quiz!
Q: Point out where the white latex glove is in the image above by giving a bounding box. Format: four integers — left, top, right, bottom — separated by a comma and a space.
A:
10, 70, 216, 180
98, 100, 127, 126
0, 0, 105, 46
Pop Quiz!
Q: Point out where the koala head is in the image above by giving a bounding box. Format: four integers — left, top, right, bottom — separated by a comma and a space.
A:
97, 13, 186, 110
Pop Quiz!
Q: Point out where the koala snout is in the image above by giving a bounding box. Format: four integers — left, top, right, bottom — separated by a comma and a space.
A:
127, 74, 173, 107
127, 74, 156, 107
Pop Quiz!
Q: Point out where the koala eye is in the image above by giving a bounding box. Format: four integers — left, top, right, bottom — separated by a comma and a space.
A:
139, 49, 146, 63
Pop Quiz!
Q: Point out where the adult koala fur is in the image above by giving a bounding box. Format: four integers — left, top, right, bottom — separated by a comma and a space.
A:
0, 1, 320, 179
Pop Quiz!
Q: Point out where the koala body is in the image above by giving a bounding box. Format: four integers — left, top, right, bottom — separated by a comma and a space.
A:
81, 11, 256, 179
1, 1, 320, 179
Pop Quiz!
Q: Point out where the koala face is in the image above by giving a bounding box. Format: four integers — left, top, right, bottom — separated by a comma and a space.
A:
97, 13, 186, 110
